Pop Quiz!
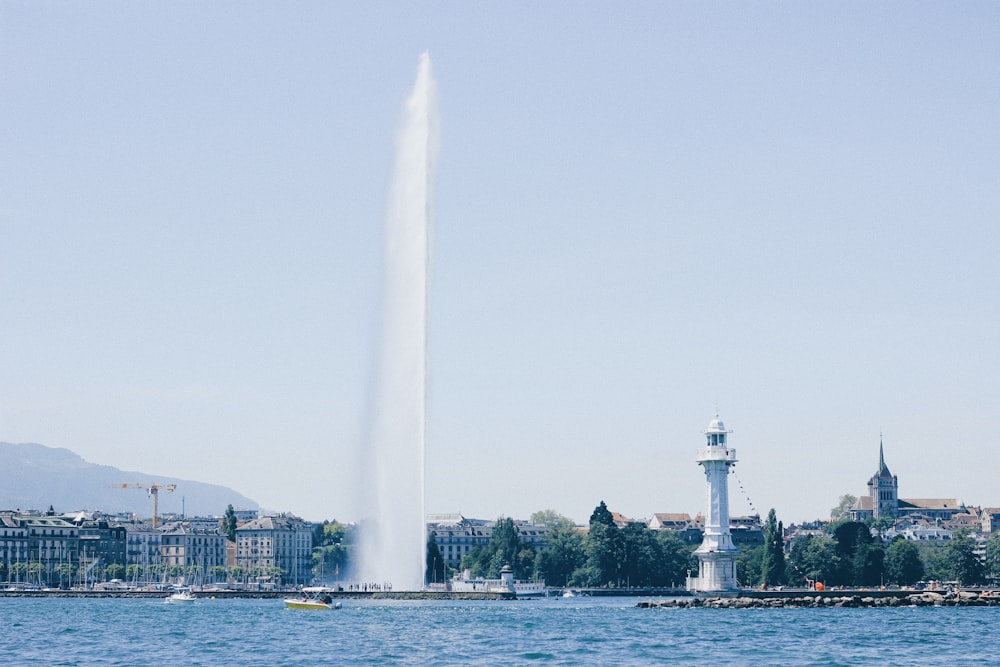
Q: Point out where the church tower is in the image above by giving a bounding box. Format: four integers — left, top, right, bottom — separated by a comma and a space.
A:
867, 437, 899, 520
688, 415, 740, 595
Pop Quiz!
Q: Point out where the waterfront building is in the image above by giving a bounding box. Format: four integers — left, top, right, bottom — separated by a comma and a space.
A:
0, 509, 79, 586
235, 514, 313, 586
74, 516, 126, 580
0, 513, 29, 581
159, 521, 227, 583
687, 415, 740, 595
123, 522, 162, 578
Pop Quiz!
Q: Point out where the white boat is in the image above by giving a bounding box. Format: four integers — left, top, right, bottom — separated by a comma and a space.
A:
165, 588, 196, 603
451, 566, 548, 598
284, 595, 341, 610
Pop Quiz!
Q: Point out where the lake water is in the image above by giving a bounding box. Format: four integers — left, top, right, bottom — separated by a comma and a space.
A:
2, 596, 998, 665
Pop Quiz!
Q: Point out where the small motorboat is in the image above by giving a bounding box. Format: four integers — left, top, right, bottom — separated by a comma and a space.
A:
284, 594, 341, 610
165, 588, 196, 603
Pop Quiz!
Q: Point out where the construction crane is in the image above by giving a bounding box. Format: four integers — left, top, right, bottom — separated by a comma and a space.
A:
118, 483, 177, 527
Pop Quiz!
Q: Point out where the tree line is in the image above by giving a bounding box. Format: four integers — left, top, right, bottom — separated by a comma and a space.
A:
315, 504, 1000, 589
450, 502, 697, 588
743, 514, 1000, 588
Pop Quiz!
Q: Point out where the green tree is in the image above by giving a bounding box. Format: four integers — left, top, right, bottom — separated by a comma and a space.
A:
737, 545, 764, 588
10, 562, 27, 582
104, 563, 126, 581
27, 562, 45, 585
533, 523, 585, 586
590, 501, 615, 528
229, 565, 245, 583
223, 504, 238, 542
940, 530, 985, 585
653, 530, 698, 588
426, 532, 445, 585
986, 532, 1000, 582
619, 522, 657, 587
462, 517, 534, 580
884, 538, 924, 586
830, 495, 857, 521
832, 521, 883, 586
125, 564, 143, 583
210, 565, 227, 583
788, 534, 838, 586
56, 563, 76, 587
530, 509, 576, 532
760, 509, 786, 586
582, 502, 622, 587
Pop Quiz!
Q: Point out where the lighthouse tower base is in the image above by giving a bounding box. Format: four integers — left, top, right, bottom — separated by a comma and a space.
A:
687, 548, 740, 596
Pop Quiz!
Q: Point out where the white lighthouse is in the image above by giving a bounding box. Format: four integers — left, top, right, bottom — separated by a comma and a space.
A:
688, 415, 740, 595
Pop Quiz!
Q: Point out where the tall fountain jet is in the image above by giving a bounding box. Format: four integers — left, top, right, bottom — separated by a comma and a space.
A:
357, 53, 439, 591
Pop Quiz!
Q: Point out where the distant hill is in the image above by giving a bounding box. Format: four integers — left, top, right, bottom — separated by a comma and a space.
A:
0, 441, 260, 518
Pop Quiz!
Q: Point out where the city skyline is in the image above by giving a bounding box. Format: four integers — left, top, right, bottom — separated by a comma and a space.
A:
2, 4, 998, 525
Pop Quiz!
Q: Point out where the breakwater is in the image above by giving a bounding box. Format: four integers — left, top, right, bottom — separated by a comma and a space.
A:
639, 590, 1000, 608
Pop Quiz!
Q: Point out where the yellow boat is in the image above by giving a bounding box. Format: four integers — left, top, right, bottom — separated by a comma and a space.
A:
284, 596, 341, 610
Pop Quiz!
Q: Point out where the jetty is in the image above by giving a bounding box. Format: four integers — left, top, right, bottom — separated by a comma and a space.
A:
639, 589, 1000, 609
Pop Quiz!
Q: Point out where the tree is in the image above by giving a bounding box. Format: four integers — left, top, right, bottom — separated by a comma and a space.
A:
530, 509, 576, 532
582, 502, 622, 587
986, 532, 1000, 583
463, 517, 533, 580
104, 563, 126, 582
10, 562, 27, 583
125, 564, 143, 583
832, 521, 883, 586
940, 530, 985, 585
737, 546, 764, 588
210, 565, 228, 583
760, 509, 786, 587
830, 495, 857, 521
589, 501, 615, 528
426, 532, 445, 585
788, 534, 838, 586
223, 504, 238, 542
56, 563, 76, 587
654, 530, 698, 588
884, 538, 924, 586
533, 523, 585, 586
27, 562, 45, 585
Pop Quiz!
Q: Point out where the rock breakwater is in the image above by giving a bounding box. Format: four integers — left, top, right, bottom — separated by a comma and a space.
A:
639, 591, 1000, 609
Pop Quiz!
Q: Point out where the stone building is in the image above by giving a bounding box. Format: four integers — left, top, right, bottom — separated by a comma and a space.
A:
850, 440, 966, 523
235, 514, 313, 586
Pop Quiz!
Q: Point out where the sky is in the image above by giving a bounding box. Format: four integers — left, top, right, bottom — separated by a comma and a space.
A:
2, 2, 998, 526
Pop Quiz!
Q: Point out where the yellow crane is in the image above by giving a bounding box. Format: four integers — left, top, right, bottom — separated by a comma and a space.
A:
118, 483, 177, 527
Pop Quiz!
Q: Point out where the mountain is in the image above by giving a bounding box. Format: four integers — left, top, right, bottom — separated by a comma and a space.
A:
0, 441, 260, 518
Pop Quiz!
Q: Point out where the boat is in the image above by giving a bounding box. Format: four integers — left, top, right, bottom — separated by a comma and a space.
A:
284, 594, 341, 610
450, 566, 548, 598
165, 588, 196, 603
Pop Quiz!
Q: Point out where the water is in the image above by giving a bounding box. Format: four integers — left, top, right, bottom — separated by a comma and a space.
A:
3, 596, 999, 665
357, 53, 439, 591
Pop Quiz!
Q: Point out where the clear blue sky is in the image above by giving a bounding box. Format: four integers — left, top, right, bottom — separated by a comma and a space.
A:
2, 2, 998, 525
